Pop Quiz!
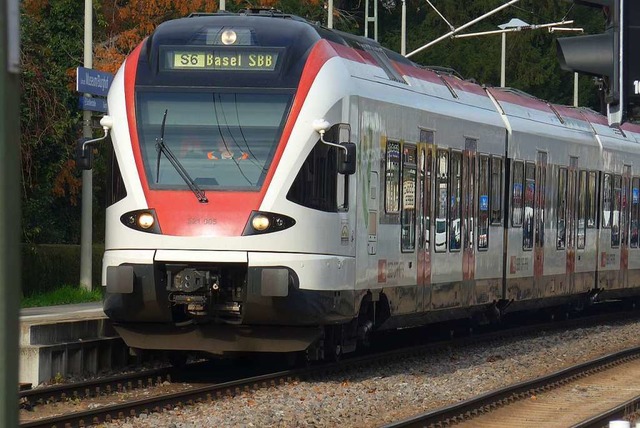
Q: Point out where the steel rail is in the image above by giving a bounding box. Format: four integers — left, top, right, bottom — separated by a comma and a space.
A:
383, 346, 640, 428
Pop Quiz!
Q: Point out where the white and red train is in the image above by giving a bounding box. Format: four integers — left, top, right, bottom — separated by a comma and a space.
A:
95, 10, 640, 360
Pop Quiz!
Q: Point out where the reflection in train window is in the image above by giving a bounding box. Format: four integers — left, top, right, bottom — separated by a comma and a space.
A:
557, 167, 567, 250
478, 155, 489, 250
612, 174, 621, 247
401, 144, 417, 252
523, 162, 535, 250
512, 161, 524, 227
435, 149, 449, 253
577, 170, 587, 249
385, 141, 400, 213
603, 173, 612, 228
632, 177, 639, 248
490, 156, 503, 225
587, 171, 597, 228
450, 151, 462, 251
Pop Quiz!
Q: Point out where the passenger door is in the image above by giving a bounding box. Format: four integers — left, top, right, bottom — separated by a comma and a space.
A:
462, 138, 477, 281
417, 130, 435, 311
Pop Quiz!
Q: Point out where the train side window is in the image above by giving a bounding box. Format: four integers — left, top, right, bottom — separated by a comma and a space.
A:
478, 154, 490, 250
612, 174, 622, 247
450, 151, 462, 251
385, 141, 401, 213
557, 167, 567, 250
523, 162, 535, 250
512, 161, 524, 227
435, 149, 449, 253
401, 144, 417, 252
631, 177, 639, 248
577, 170, 587, 249
603, 173, 612, 228
587, 171, 597, 228
490, 156, 503, 225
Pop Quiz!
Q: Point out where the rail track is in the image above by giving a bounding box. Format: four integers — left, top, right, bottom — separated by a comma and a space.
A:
19, 308, 640, 428
385, 346, 640, 428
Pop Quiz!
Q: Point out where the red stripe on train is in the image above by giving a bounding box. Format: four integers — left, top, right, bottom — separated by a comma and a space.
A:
124, 39, 339, 236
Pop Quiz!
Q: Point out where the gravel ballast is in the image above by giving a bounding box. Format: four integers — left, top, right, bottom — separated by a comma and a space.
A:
104, 320, 640, 428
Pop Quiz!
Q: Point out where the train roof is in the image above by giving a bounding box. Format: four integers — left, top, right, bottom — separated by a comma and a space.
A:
145, 10, 640, 141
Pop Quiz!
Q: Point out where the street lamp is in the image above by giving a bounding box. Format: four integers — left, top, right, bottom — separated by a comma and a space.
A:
498, 18, 530, 87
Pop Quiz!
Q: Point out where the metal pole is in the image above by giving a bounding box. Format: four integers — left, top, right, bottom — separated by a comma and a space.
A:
374, 0, 378, 41
574, 72, 579, 107
80, 0, 93, 291
219, 0, 225, 11
364, 0, 369, 38
501, 32, 506, 87
401, 0, 406, 55
1, 0, 21, 425
406, 0, 520, 57
328, 0, 333, 29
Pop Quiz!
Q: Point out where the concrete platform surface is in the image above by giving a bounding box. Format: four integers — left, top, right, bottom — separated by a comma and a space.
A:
20, 302, 130, 386
21, 301, 104, 321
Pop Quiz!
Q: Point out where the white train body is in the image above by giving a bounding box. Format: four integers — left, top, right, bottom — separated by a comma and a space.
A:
101, 11, 640, 358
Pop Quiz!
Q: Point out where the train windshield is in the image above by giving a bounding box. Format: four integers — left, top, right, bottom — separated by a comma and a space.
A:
136, 91, 292, 191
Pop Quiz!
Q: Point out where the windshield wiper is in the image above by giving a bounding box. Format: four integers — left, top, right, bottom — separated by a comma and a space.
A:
155, 109, 208, 203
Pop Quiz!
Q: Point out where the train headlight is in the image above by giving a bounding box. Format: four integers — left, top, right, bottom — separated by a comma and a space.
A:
243, 211, 296, 236
251, 215, 270, 231
221, 30, 237, 45
138, 212, 155, 229
120, 209, 162, 234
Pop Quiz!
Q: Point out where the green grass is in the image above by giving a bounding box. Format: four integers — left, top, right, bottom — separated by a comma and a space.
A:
21, 285, 103, 308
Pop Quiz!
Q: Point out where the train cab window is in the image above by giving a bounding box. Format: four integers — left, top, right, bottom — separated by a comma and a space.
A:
577, 170, 587, 249
478, 154, 490, 250
523, 162, 535, 250
587, 171, 597, 228
512, 161, 524, 227
631, 177, 639, 248
603, 173, 612, 228
287, 142, 338, 212
435, 149, 449, 253
107, 148, 127, 207
385, 141, 401, 213
450, 151, 462, 251
557, 167, 567, 250
490, 156, 503, 225
401, 144, 417, 252
612, 174, 622, 247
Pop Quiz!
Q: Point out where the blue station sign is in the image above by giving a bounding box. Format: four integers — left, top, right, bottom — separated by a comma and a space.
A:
76, 67, 113, 97
78, 96, 108, 113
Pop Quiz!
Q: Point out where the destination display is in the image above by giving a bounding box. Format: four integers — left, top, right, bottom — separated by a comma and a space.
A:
163, 48, 280, 71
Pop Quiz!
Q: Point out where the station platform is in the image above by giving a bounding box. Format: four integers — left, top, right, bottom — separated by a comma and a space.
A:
20, 302, 130, 386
